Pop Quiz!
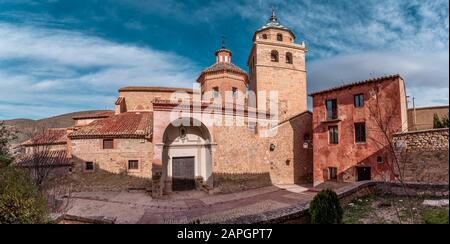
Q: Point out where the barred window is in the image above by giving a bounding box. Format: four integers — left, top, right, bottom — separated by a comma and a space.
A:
128, 160, 139, 170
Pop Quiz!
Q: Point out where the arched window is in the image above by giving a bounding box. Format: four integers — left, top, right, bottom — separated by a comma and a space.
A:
271, 50, 279, 62
262, 34, 268, 39
277, 33, 283, 41
286, 52, 293, 64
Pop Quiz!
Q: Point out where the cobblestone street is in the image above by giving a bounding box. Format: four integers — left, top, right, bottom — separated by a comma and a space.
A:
62, 185, 317, 224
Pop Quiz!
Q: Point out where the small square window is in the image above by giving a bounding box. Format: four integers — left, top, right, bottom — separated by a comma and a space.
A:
103, 139, 114, 149
329, 167, 338, 180
85, 162, 94, 171
377, 156, 383, 163
128, 160, 139, 170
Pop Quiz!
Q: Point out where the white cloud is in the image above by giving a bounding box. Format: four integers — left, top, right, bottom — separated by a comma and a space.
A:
308, 51, 449, 107
0, 22, 200, 119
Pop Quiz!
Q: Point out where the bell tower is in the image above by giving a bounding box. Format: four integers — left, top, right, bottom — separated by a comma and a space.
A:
247, 9, 307, 119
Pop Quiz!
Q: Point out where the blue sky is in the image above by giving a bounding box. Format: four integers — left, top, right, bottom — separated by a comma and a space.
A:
0, 0, 448, 120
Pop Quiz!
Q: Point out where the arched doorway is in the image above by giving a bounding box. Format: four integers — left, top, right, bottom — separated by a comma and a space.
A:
162, 118, 213, 192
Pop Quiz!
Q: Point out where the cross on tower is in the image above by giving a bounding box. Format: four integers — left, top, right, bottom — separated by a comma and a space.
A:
221, 36, 226, 49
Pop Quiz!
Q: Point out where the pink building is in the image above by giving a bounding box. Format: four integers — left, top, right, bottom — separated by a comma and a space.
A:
309, 75, 408, 186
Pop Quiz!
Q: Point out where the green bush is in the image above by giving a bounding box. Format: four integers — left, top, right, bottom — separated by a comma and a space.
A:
309, 189, 343, 224
0, 166, 49, 224
0, 155, 12, 168
424, 208, 449, 224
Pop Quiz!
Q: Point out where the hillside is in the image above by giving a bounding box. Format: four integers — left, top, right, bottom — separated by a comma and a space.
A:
2, 110, 113, 155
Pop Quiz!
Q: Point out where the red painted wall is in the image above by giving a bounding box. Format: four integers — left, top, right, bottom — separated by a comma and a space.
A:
311, 76, 408, 186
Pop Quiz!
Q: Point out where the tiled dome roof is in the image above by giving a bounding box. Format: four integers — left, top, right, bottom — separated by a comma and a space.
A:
255, 8, 296, 39
202, 62, 247, 75
197, 62, 248, 82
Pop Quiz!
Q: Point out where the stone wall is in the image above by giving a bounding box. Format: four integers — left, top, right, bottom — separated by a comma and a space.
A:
268, 112, 313, 184
408, 106, 449, 131
393, 128, 449, 183
65, 138, 153, 191
212, 122, 271, 191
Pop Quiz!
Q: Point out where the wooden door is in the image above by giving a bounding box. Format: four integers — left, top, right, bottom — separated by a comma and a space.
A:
357, 167, 371, 181
172, 157, 195, 191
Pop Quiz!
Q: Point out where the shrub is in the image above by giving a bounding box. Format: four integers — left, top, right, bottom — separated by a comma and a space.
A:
0, 166, 49, 224
309, 189, 343, 224
424, 208, 449, 224
0, 155, 12, 168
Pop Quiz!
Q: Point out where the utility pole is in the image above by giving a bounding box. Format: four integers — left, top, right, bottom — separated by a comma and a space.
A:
412, 97, 417, 131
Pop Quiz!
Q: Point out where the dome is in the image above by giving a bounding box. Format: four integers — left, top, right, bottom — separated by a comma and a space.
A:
254, 8, 296, 39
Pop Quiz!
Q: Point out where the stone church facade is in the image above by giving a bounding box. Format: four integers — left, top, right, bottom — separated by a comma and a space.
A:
22, 11, 314, 196
21, 10, 425, 195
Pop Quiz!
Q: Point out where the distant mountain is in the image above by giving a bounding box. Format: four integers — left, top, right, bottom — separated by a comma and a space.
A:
2, 110, 113, 155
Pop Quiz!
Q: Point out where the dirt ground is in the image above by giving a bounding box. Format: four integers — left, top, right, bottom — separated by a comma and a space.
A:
343, 195, 449, 224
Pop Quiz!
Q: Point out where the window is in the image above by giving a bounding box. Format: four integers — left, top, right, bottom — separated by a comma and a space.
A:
354, 93, 364, 107
85, 162, 94, 171
303, 133, 311, 141
326, 99, 338, 120
355, 122, 366, 143
377, 156, 383, 163
329, 167, 338, 180
271, 50, 279, 62
232, 87, 238, 97
328, 126, 339, 144
213, 87, 219, 98
277, 33, 283, 41
103, 139, 114, 149
286, 52, 293, 64
262, 34, 268, 39
128, 160, 139, 170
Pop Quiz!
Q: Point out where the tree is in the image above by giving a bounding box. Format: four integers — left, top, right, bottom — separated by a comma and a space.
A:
18, 129, 69, 189
434, 114, 449, 128
365, 84, 417, 223
0, 121, 16, 160
433, 114, 444, 128
309, 189, 343, 224
0, 165, 49, 224
442, 115, 450, 128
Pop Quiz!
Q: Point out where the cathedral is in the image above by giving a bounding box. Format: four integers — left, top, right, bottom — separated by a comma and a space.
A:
21, 10, 410, 196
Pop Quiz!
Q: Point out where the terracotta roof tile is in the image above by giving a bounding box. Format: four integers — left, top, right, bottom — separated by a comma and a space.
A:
72, 111, 114, 120
119, 86, 193, 93
309, 74, 402, 96
69, 112, 153, 139
22, 128, 68, 146
16, 150, 71, 167
197, 63, 248, 82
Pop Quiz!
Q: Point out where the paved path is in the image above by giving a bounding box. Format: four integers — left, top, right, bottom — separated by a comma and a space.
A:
63, 185, 317, 224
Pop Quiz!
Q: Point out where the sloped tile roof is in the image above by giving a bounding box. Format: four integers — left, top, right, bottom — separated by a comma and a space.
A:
22, 128, 68, 146
309, 74, 402, 96
119, 86, 193, 93
72, 111, 114, 120
15, 150, 71, 167
197, 63, 248, 82
69, 112, 153, 139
